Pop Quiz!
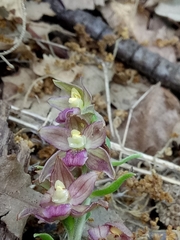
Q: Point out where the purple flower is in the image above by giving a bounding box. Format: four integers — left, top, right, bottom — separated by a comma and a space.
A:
39, 121, 114, 178
48, 80, 93, 114
55, 108, 80, 124
88, 222, 133, 240
49, 80, 104, 124
18, 158, 108, 223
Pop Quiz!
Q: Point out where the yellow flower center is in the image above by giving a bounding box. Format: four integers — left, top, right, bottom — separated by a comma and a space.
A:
68, 88, 83, 109
68, 129, 86, 149
52, 180, 69, 204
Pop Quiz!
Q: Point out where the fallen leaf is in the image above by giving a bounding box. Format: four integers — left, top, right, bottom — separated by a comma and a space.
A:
0, 101, 42, 238
26, 1, 55, 21
110, 81, 150, 110
80, 65, 114, 95
32, 54, 83, 83
61, 0, 105, 10
0, 0, 23, 19
100, 2, 134, 30
118, 85, 180, 156
155, 0, 180, 22
144, 0, 164, 8
2, 68, 37, 108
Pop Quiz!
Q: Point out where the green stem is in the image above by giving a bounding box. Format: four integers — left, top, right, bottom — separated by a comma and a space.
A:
62, 216, 75, 240
73, 198, 91, 240
68, 230, 74, 240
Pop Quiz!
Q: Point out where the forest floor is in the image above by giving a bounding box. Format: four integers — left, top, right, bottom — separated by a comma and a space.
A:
1, 0, 180, 239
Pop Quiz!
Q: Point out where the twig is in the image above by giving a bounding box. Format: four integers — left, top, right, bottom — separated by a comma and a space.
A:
31, 38, 69, 50
11, 105, 49, 122
9, 115, 40, 131
101, 62, 114, 137
111, 141, 180, 173
0, 1, 26, 69
118, 162, 180, 186
22, 75, 48, 109
9, 105, 58, 131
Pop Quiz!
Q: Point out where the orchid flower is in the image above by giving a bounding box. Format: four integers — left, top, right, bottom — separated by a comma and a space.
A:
18, 158, 108, 223
88, 222, 133, 240
49, 80, 92, 113
49, 80, 104, 124
39, 120, 114, 178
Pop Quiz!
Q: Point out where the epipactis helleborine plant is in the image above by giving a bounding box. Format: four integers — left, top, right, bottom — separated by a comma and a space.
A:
19, 80, 133, 240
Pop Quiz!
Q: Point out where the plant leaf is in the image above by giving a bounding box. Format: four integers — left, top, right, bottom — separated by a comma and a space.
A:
111, 154, 142, 166
34, 233, 54, 240
91, 172, 134, 197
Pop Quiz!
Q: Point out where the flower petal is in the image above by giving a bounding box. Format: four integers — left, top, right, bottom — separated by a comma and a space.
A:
19, 205, 70, 224
105, 221, 133, 240
56, 108, 80, 123
18, 207, 38, 220
71, 199, 108, 217
53, 80, 84, 98
87, 148, 115, 179
39, 126, 71, 151
69, 172, 97, 205
41, 204, 71, 222
81, 81, 92, 106
63, 150, 88, 167
50, 156, 74, 189
48, 96, 69, 110
88, 226, 110, 240
39, 151, 65, 183
84, 121, 106, 149
68, 115, 88, 132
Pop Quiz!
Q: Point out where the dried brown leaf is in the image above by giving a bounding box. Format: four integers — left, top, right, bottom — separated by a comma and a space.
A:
155, 0, 180, 22
0, 0, 22, 19
0, 101, 42, 238
26, 1, 55, 21
119, 85, 180, 156
32, 54, 83, 83
61, 0, 105, 10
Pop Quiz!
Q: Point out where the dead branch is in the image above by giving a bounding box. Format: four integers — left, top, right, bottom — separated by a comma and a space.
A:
47, 0, 180, 92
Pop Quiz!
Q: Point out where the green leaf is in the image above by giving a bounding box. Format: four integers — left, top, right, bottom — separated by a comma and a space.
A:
34, 233, 54, 240
91, 172, 135, 197
112, 153, 141, 166
105, 136, 111, 148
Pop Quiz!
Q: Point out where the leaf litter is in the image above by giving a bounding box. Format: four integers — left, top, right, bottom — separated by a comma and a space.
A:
1, 0, 180, 239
